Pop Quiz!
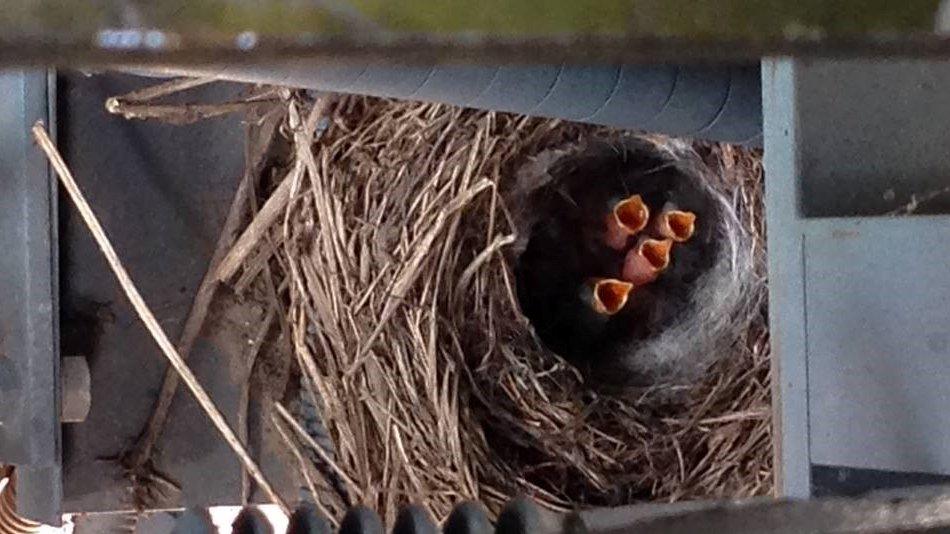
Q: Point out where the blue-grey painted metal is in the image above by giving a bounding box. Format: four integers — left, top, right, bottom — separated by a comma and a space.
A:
149, 62, 762, 144
0, 69, 61, 524
765, 57, 950, 499
56, 72, 298, 515
805, 216, 950, 476
762, 59, 810, 498
796, 60, 950, 217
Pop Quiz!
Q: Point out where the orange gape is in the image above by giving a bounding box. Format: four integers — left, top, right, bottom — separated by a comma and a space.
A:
621, 237, 673, 286
586, 278, 634, 315
649, 203, 697, 243
604, 194, 649, 250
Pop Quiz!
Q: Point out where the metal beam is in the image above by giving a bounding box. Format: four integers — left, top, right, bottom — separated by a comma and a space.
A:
0, 69, 60, 525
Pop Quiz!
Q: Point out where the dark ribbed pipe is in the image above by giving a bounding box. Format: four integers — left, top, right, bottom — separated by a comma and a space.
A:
140, 62, 762, 145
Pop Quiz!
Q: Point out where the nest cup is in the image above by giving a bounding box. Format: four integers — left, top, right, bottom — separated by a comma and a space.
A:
254, 95, 769, 515
511, 136, 754, 389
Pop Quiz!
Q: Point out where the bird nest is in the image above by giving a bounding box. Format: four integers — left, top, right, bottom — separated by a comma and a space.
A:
511, 137, 755, 389
254, 94, 771, 525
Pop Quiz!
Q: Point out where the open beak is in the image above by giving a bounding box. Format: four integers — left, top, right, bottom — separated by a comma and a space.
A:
622, 237, 673, 285
650, 204, 696, 243
585, 278, 634, 315
604, 194, 649, 250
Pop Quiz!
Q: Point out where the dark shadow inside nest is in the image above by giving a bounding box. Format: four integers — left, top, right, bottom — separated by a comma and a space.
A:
514, 140, 725, 388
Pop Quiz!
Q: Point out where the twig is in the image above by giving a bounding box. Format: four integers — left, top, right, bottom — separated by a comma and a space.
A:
106, 77, 217, 104
270, 414, 341, 528
216, 95, 336, 282
129, 253, 240, 471
455, 233, 516, 299
273, 403, 362, 501
106, 101, 274, 125
887, 185, 950, 215
32, 122, 289, 515
105, 77, 281, 124
125, 142, 253, 472
124, 105, 285, 504
239, 308, 275, 504
215, 175, 292, 282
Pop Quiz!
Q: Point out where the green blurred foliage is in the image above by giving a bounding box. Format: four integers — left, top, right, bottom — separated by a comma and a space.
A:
627, 0, 942, 39
0, 0, 942, 38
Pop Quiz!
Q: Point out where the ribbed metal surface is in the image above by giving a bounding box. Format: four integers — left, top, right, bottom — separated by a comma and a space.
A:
173, 489, 950, 534
172, 498, 559, 534
0, 470, 41, 534
141, 63, 762, 145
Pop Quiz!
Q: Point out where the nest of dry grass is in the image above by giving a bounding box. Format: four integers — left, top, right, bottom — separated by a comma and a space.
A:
243, 94, 771, 525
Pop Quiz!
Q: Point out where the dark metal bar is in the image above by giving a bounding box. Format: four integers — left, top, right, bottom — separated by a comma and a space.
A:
0, 69, 60, 525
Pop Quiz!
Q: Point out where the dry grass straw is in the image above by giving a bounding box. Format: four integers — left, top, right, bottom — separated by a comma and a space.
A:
242, 95, 770, 523
106, 77, 283, 124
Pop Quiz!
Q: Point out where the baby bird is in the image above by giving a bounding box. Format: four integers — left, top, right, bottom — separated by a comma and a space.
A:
649, 202, 697, 243
603, 195, 649, 251
622, 237, 673, 286
583, 278, 634, 315
512, 139, 720, 386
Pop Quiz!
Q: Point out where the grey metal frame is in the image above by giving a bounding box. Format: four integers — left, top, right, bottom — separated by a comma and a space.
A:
0, 69, 61, 524
764, 57, 950, 498
763, 59, 810, 497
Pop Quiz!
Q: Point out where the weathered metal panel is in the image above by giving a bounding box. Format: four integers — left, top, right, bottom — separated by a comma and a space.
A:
763, 58, 810, 498
806, 216, 950, 475
0, 69, 60, 524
